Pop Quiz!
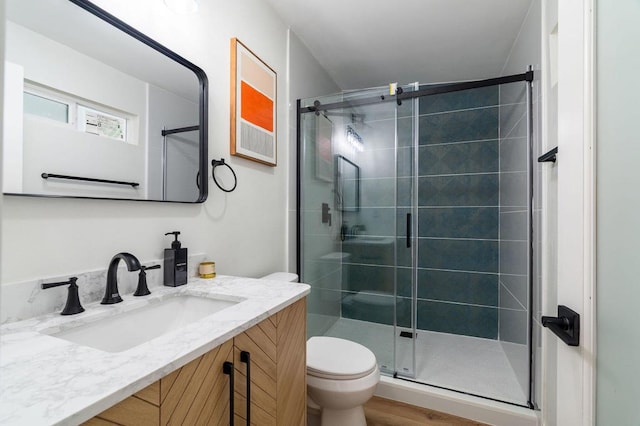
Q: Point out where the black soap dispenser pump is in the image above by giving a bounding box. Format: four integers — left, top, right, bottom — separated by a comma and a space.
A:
164, 231, 188, 287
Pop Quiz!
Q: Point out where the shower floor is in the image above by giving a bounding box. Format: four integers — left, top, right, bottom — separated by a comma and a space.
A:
324, 317, 527, 406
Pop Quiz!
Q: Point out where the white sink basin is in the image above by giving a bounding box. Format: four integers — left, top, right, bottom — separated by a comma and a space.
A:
47, 295, 239, 353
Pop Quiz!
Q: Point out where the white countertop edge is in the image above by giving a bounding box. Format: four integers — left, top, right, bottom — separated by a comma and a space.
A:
0, 275, 310, 426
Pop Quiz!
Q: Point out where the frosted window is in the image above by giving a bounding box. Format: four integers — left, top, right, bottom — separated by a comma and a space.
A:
23, 92, 69, 123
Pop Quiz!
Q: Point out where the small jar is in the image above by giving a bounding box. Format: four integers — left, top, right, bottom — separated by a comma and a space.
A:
199, 261, 216, 279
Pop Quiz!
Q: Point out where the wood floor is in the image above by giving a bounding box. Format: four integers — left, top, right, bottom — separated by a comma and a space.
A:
309, 396, 487, 426
363, 396, 488, 426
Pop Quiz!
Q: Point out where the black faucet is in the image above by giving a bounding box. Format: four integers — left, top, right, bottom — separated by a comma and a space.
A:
41, 277, 85, 315
101, 252, 141, 304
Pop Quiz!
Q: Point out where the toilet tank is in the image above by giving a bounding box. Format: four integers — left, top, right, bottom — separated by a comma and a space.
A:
260, 272, 299, 282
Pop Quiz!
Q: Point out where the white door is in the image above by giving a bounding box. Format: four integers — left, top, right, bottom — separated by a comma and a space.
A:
541, 0, 595, 424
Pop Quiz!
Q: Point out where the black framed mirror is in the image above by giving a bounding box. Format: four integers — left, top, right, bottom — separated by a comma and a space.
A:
2, 0, 208, 202
335, 155, 359, 212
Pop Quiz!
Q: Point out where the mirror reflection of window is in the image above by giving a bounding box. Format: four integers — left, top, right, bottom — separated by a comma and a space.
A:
23, 91, 69, 124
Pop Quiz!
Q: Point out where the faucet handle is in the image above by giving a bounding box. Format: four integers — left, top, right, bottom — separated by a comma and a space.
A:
42, 276, 76, 289
41, 277, 85, 315
134, 265, 161, 297
143, 264, 161, 271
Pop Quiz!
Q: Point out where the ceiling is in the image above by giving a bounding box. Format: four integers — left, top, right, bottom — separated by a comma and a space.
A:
263, 0, 533, 90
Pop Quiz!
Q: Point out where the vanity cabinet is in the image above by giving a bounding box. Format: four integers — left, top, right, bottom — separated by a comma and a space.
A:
83, 298, 306, 426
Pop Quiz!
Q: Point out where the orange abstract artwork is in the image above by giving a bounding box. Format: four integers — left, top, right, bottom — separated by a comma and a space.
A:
240, 81, 274, 132
230, 38, 277, 166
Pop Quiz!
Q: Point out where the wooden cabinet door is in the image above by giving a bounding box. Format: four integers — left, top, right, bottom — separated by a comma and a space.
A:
83, 383, 160, 426
160, 339, 234, 425
276, 298, 307, 426
233, 315, 278, 426
233, 298, 306, 426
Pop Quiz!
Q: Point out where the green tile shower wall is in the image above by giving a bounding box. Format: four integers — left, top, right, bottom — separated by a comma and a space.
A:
418, 87, 500, 338
342, 87, 500, 339
419, 85, 499, 114
418, 140, 499, 176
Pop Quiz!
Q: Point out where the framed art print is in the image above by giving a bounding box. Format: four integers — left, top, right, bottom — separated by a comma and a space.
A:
230, 38, 277, 166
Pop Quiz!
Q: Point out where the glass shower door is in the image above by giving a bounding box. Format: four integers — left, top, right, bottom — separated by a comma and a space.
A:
403, 81, 532, 406
393, 85, 418, 379
299, 88, 410, 377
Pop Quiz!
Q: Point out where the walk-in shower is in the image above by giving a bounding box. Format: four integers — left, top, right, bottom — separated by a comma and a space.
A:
297, 71, 539, 408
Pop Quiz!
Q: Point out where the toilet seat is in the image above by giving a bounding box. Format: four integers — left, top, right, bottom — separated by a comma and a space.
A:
307, 337, 377, 380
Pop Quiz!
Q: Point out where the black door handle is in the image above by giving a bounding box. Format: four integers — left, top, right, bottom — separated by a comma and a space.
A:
542, 305, 580, 346
240, 351, 251, 425
223, 361, 234, 426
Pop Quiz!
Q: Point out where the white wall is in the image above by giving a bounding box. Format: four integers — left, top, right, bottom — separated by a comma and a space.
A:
1, 0, 6, 302
596, 0, 640, 422
1, 0, 292, 286
2, 61, 22, 193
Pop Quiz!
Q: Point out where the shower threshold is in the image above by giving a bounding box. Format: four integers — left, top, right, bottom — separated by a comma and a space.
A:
324, 317, 528, 406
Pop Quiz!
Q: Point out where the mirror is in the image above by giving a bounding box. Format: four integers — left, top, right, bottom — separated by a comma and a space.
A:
3, 0, 208, 202
335, 155, 359, 212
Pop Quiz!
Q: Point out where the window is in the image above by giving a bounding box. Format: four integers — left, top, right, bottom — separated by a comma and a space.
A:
23, 82, 133, 144
23, 91, 70, 124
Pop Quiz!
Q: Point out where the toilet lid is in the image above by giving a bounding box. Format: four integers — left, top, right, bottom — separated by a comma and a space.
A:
307, 336, 377, 380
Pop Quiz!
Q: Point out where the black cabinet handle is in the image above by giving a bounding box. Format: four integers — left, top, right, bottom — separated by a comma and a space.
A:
223, 361, 234, 426
406, 213, 412, 248
240, 351, 251, 425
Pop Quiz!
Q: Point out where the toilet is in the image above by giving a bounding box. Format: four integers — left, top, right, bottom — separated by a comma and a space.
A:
307, 336, 380, 426
260, 272, 380, 426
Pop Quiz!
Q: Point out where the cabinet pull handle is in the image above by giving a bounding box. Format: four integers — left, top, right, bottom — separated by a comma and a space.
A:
240, 351, 251, 425
223, 361, 234, 426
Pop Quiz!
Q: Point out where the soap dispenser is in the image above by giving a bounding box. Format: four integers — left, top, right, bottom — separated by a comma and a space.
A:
164, 231, 188, 287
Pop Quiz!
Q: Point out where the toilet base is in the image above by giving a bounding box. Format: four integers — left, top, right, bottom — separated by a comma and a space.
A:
320, 405, 367, 426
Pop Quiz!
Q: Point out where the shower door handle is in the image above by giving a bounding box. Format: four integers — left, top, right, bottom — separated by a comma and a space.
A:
406, 213, 412, 248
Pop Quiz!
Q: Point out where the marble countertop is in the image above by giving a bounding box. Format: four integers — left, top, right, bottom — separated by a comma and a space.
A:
0, 275, 310, 425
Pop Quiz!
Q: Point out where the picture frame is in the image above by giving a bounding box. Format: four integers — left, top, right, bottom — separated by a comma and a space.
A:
315, 114, 333, 182
230, 38, 277, 166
